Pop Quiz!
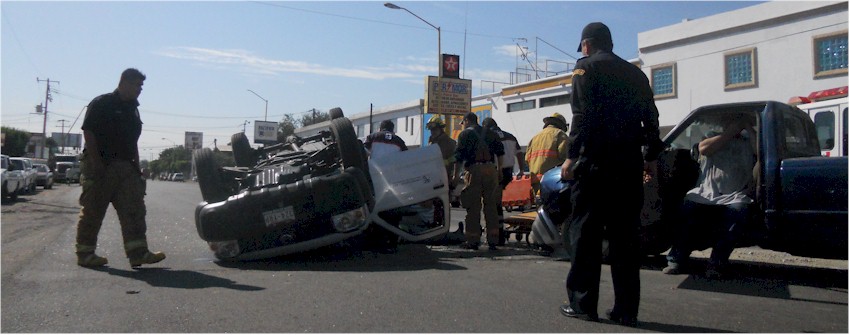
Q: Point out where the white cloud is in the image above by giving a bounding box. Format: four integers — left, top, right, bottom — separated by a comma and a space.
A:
155, 47, 415, 80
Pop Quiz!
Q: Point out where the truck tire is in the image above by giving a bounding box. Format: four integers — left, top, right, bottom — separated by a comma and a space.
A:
231, 133, 255, 167
329, 107, 344, 120
1, 182, 14, 201
194, 148, 233, 203
329, 117, 367, 172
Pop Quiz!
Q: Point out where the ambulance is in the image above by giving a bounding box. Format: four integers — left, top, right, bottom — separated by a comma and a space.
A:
789, 86, 848, 157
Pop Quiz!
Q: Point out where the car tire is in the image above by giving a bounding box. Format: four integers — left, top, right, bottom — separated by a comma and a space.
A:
329, 117, 367, 172
2, 183, 17, 201
329, 107, 344, 120
329, 117, 373, 202
231, 133, 255, 167
194, 148, 233, 203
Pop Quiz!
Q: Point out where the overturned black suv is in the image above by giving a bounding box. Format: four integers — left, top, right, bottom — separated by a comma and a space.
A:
192, 110, 450, 260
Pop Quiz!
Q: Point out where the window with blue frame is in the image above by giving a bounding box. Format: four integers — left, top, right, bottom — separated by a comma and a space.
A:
724, 48, 757, 90
814, 31, 848, 78
651, 63, 676, 99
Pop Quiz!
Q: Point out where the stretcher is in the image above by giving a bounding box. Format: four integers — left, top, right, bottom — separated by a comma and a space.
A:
503, 211, 537, 244
501, 174, 538, 212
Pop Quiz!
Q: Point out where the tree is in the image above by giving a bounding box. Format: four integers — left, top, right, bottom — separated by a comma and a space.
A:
46, 138, 58, 154
277, 114, 298, 142
300, 109, 330, 127
276, 109, 330, 142
1, 127, 32, 157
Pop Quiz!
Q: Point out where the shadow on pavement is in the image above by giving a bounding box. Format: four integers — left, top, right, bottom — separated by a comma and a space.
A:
94, 266, 265, 291
629, 319, 735, 333
655, 258, 847, 304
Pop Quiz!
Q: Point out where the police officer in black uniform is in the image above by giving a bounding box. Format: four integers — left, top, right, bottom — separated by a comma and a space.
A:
558, 22, 664, 327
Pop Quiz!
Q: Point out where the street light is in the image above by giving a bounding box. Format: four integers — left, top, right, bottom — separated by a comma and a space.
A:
247, 89, 269, 121
161, 137, 176, 147
384, 3, 441, 77
385, 2, 441, 146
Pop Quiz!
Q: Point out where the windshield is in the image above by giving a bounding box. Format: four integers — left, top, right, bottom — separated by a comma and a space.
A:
10, 160, 24, 170
1, 158, 6, 169
668, 108, 760, 151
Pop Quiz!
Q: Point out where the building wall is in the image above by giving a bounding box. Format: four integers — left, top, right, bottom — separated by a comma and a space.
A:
639, 1, 848, 126
294, 99, 425, 147
296, 1, 848, 152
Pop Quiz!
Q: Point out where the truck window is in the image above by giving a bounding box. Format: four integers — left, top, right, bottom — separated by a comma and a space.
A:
781, 112, 821, 159
813, 111, 835, 150
670, 119, 716, 151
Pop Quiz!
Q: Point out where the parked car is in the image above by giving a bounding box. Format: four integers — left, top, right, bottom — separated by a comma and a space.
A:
33, 164, 54, 189
9, 157, 36, 194
54, 161, 80, 183
532, 101, 848, 260
172, 172, 185, 182
1, 154, 25, 200
192, 112, 450, 261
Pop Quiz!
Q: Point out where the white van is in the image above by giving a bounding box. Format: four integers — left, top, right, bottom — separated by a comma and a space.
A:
793, 86, 848, 157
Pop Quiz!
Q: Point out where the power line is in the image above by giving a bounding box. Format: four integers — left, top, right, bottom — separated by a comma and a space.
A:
1, 9, 40, 74
251, 1, 517, 41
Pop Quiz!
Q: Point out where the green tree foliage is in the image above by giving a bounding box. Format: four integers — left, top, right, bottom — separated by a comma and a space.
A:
46, 138, 58, 154
1, 127, 32, 156
151, 146, 192, 175
300, 109, 330, 127
277, 114, 298, 142
276, 109, 329, 142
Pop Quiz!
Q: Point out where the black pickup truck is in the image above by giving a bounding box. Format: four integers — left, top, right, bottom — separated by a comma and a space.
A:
643, 101, 848, 259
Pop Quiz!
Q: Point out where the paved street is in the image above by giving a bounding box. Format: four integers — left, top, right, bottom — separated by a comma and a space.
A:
1, 181, 847, 332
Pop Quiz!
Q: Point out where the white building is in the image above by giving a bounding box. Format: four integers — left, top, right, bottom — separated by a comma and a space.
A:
297, 1, 848, 151
639, 0, 848, 127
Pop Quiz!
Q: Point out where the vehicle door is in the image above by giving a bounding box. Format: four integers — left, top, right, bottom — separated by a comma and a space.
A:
645, 104, 763, 254
1, 156, 21, 193
808, 102, 848, 157
366, 145, 451, 242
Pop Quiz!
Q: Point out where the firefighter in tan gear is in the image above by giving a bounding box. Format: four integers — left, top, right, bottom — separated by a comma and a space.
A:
426, 115, 457, 183
76, 68, 166, 268
525, 112, 570, 195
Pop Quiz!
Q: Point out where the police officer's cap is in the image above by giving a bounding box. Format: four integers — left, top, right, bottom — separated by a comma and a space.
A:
577, 22, 612, 52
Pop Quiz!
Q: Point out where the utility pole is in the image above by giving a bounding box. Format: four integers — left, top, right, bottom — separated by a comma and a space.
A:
37, 78, 59, 159
56, 119, 69, 153
241, 120, 250, 133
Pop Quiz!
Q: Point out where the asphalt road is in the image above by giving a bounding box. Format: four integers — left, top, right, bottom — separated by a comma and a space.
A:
1, 181, 847, 332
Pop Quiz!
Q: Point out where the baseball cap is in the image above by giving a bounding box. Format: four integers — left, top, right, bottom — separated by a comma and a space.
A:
577, 22, 612, 52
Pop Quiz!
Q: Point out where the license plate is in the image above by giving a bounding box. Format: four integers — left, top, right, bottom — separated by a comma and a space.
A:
263, 206, 295, 227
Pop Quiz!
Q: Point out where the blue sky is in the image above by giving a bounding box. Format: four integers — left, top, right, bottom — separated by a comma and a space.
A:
1, 1, 762, 159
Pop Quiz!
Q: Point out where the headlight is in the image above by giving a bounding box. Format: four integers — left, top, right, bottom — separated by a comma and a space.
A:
332, 206, 368, 232
209, 240, 240, 259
